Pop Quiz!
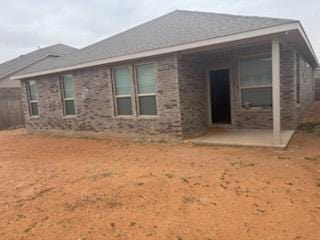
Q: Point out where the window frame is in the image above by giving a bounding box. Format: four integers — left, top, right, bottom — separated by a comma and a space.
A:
134, 62, 157, 117
238, 54, 273, 110
112, 66, 133, 117
26, 80, 39, 117
59, 74, 76, 116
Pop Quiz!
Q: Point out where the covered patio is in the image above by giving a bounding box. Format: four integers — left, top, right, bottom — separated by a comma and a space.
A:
189, 128, 295, 148
179, 37, 288, 146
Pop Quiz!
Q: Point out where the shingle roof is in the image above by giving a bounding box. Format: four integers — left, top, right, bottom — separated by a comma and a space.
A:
0, 44, 77, 79
13, 10, 297, 77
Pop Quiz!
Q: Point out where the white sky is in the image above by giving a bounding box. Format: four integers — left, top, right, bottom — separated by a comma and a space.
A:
0, 0, 319, 63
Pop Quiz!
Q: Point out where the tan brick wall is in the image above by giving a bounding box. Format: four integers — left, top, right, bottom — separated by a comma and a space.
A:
21, 44, 314, 139
296, 54, 315, 123
177, 44, 298, 132
21, 55, 183, 139
177, 55, 208, 137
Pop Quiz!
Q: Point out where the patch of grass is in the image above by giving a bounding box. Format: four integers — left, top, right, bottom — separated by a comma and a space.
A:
220, 184, 228, 190
304, 157, 318, 161
110, 222, 116, 229
24, 222, 37, 233
230, 161, 255, 168
106, 200, 123, 208
278, 156, 291, 160
256, 208, 265, 213
180, 177, 189, 183
298, 122, 320, 135
75, 171, 113, 182
183, 196, 195, 204
165, 173, 175, 179
129, 222, 136, 227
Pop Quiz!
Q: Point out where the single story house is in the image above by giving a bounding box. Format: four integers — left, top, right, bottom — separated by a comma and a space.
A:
0, 44, 77, 129
11, 10, 319, 145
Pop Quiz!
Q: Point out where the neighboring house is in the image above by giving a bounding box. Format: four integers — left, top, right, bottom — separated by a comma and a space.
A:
11, 10, 319, 145
0, 44, 77, 129
0, 44, 77, 88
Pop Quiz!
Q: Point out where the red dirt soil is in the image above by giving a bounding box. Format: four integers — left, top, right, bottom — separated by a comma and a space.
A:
0, 129, 319, 240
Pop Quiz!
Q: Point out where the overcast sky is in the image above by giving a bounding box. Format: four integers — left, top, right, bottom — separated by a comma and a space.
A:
0, 0, 319, 63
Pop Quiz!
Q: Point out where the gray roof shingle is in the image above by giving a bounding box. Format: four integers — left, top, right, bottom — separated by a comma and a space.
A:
0, 44, 77, 78
14, 10, 297, 77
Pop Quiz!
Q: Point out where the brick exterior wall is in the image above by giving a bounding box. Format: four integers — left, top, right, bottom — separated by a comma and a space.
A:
21, 55, 183, 139
21, 44, 314, 139
177, 44, 299, 136
177, 55, 208, 137
279, 47, 297, 129
315, 68, 320, 101
296, 54, 315, 123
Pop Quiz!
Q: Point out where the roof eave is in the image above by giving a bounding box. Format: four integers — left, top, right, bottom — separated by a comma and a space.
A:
296, 22, 319, 67
12, 21, 317, 80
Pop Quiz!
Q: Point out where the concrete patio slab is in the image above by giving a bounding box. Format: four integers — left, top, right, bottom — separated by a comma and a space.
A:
189, 128, 295, 148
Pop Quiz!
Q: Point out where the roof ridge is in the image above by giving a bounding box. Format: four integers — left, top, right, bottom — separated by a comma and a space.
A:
80, 11, 178, 51
12, 10, 317, 79
79, 9, 297, 53
174, 9, 298, 22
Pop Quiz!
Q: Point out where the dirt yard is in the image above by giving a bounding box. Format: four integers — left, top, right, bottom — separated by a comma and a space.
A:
0, 129, 319, 240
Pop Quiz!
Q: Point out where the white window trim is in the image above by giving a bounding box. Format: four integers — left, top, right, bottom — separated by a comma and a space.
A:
134, 62, 158, 117
238, 54, 273, 110
26, 80, 39, 117
112, 66, 133, 117
60, 75, 76, 116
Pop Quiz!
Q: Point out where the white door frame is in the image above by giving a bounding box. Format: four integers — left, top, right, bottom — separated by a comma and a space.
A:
206, 66, 232, 127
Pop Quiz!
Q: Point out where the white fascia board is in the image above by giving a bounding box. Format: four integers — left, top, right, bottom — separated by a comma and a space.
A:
11, 22, 302, 80
297, 23, 319, 66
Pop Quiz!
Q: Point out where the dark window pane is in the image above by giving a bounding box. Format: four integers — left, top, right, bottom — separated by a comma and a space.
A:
139, 96, 157, 115
65, 100, 75, 115
30, 102, 39, 116
241, 87, 272, 107
117, 97, 132, 115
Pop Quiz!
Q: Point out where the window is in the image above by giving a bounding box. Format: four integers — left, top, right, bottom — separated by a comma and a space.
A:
239, 55, 272, 108
135, 63, 157, 115
26, 80, 39, 116
60, 75, 76, 115
113, 67, 132, 115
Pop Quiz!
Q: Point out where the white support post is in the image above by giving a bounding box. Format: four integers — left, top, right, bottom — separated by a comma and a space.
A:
272, 38, 281, 145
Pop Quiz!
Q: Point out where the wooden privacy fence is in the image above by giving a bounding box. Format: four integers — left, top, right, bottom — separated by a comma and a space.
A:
0, 88, 25, 130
